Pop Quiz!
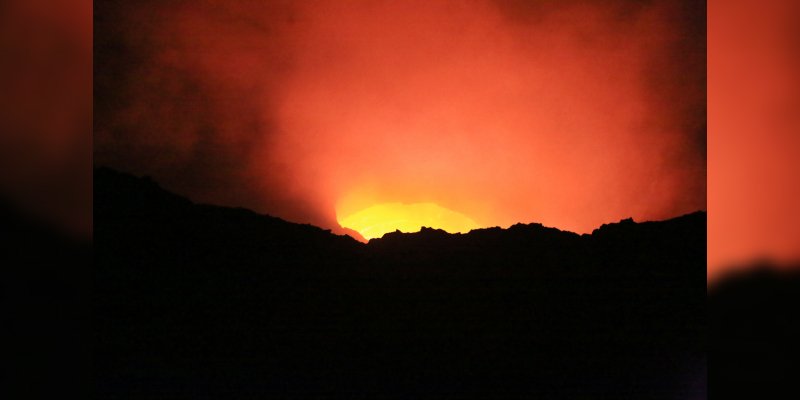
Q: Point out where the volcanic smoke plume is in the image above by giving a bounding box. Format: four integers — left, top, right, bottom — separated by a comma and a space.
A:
94, 0, 706, 236
0, 0, 92, 235
709, 0, 800, 278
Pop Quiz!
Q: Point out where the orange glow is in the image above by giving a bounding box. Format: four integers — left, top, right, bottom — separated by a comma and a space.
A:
708, 0, 800, 279
93, 0, 705, 246
338, 202, 480, 240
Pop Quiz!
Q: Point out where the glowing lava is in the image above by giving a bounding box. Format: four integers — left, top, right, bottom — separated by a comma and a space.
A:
338, 202, 480, 240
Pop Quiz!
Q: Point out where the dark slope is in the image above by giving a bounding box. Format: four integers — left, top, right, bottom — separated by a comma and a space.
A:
710, 265, 800, 399
2, 198, 90, 399
95, 167, 705, 399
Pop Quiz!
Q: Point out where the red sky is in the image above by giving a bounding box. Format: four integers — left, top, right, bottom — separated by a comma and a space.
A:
4, 0, 800, 281
708, 0, 800, 279
94, 0, 706, 240
0, 0, 92, 235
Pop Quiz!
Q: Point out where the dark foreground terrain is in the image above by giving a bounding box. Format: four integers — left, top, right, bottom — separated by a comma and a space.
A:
710, 264, 800, 399
94, 167, 706, 399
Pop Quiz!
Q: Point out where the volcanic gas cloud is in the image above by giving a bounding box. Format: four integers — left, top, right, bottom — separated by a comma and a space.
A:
94, 0, 706, 239
709, 0, 800, 278
0, 0, 92, 235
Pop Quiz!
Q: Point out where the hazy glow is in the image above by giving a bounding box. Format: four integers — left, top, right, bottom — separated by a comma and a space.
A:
708, 0, 800, 279
339, 202, 480, 240
94, 0, 705, 243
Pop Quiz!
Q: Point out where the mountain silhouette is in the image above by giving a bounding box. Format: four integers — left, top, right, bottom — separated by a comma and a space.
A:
710, 264, 800, 399
94, 167, 706, 399
2, 196, 90, 399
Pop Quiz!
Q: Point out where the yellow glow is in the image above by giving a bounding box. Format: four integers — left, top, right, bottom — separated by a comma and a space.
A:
338, 202, 480, 240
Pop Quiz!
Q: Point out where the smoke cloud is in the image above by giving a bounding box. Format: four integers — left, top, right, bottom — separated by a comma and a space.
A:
708, 0, 800, 278
95, 0, 706, 236
0, 0, 92, 236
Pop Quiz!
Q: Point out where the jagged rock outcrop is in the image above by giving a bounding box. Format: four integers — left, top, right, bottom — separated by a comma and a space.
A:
94, 167, 706, 399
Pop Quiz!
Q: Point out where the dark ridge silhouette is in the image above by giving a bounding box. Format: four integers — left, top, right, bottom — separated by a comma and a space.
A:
2, 196, 91, 399
94, 167, 706, 399
710, 263, 800, 399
